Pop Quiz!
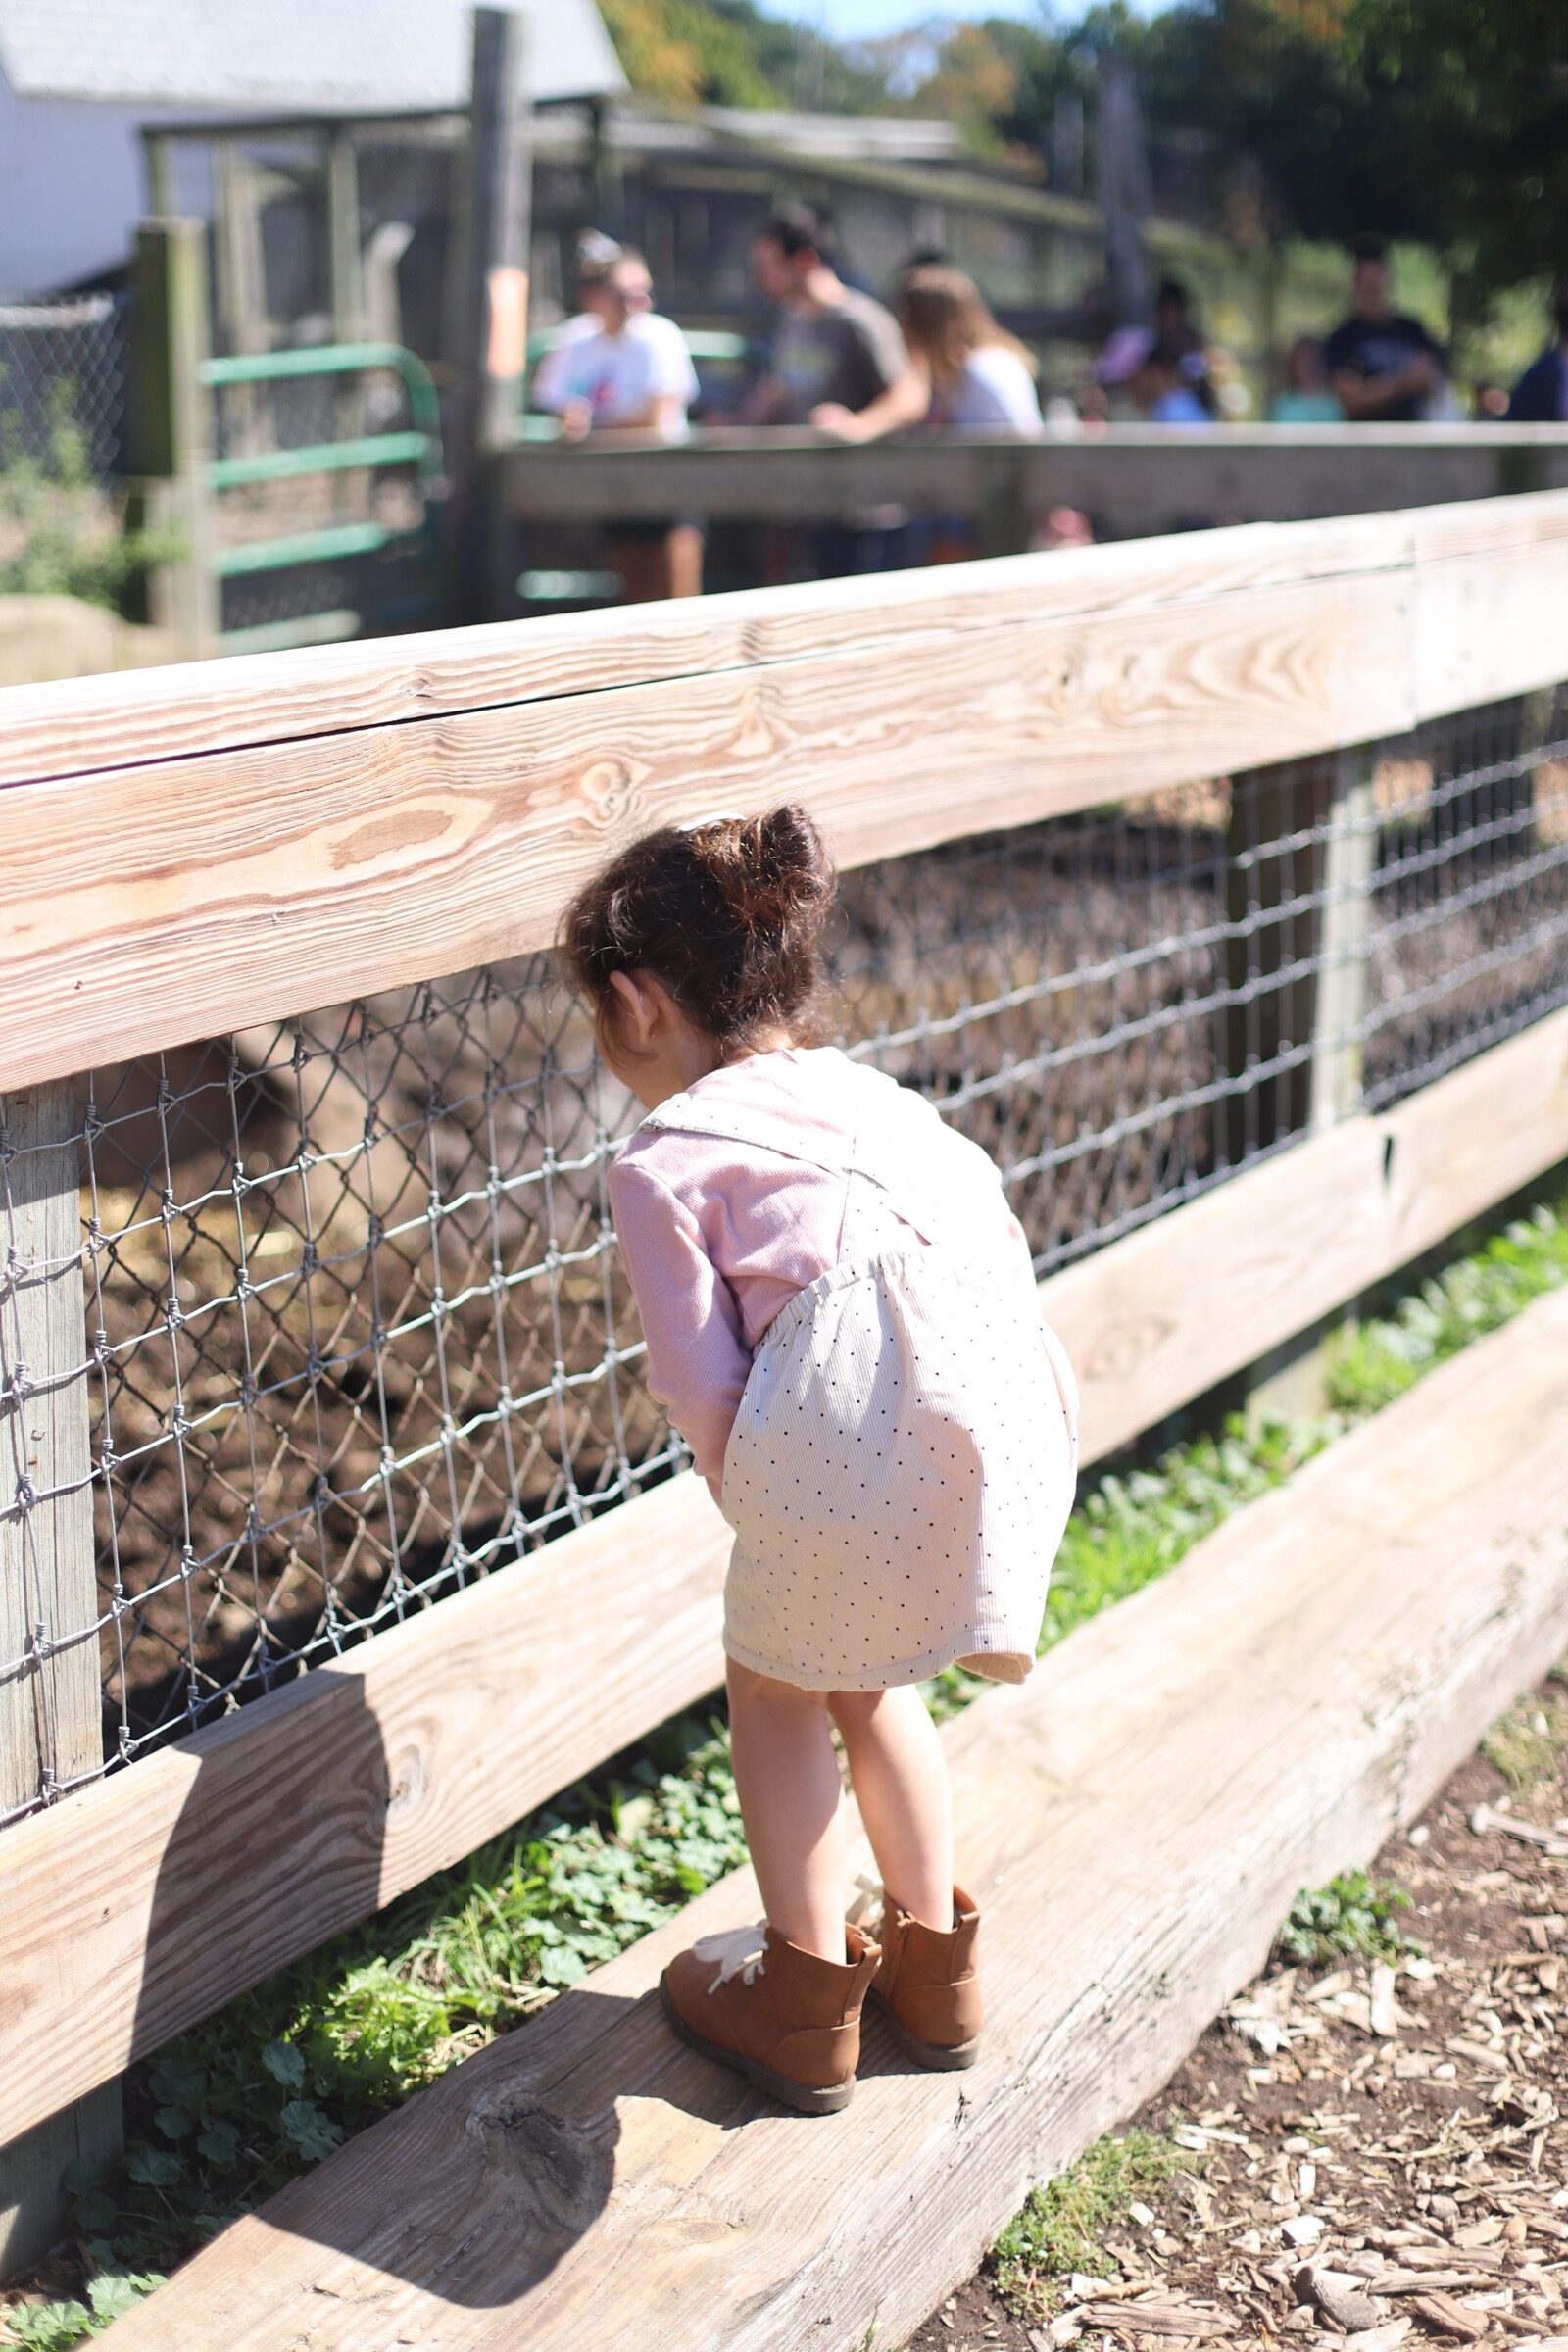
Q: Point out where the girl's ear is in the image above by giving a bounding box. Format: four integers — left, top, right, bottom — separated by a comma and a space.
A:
607, 967, 662, 1048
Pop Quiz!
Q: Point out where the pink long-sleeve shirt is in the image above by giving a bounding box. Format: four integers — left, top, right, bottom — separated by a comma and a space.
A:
609, 1046, 1017, 1494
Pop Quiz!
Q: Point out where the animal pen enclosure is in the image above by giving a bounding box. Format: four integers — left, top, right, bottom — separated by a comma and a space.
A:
2, 493, 1568, 2339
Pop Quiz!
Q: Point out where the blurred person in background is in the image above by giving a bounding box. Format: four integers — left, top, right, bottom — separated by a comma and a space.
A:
744, 204, 912, 575
1153, 276, 1218, 416
812, 264, 1044, 564
1097, 330, 1213, 425
744, 205, 908, 430
534, 249, 703, 601
1136, 342, 1215, 425
1325, 235, 1449, 421
1507, 285, 1568, 421
531, 228, 622, 412
810, 264, 1043, 441
1270, 334, 1342, 422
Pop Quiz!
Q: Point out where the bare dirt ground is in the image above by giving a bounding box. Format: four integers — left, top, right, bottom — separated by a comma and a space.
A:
909, 1681, 1568, 2352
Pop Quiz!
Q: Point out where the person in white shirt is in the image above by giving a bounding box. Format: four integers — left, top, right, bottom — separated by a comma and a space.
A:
530, 228, 621, 414
533, 250, 703, 599
540, 251, 698, 442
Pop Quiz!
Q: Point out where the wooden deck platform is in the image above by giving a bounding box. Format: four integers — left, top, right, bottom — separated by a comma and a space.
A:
99, 1285, 1568, 2352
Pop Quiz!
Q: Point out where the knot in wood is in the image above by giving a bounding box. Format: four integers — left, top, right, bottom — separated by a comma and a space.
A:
465, 2094, 615, 2238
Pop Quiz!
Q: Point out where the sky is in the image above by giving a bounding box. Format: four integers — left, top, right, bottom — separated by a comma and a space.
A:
765, 0, 1175, 36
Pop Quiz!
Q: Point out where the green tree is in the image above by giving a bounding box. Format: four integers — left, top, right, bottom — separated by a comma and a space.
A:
597, 0, 785, 108
1131, 0, 1568, 300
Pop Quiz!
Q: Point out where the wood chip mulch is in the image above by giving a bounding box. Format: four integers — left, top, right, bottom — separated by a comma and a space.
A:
908, 1681, 1568, 2352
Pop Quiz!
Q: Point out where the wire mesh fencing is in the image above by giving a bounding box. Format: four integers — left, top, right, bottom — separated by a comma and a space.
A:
0, 297, 128, 482
3, 685, 1567, 1820
0, 296, 131, 605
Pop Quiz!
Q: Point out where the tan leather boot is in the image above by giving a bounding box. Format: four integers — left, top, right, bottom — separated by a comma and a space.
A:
660, 1921, 880, 2115
869, 1886, 982, 2069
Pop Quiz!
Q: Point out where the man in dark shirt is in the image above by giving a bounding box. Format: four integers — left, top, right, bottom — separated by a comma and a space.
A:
1325, 234, 1448, 422
744, 205, 908, 427
742, 204, 913, 576
1508, 285, 1568, 422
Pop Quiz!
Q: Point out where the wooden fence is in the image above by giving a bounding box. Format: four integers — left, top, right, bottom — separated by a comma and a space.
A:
504, 423, 1568, 552
3, 489, 1568, 2275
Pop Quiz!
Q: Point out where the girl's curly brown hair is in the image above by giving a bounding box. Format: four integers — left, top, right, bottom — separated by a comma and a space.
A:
560, 804, 836, 1057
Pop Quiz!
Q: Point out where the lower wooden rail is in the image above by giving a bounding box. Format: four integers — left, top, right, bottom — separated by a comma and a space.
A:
3, 1004, 1566, 2148
97, 1282, 1568, 2350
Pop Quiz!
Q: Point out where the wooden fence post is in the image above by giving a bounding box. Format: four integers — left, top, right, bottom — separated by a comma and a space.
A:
1308, 748, 1377, 1132
452, 5, 532, 623
125, 218, 219, 658
1223, 758, 1334, 1164
327, 130, 367, 347
1223, 751, 1377, 1421
0, 1083, 120, 2279
975, 443, 1033, 560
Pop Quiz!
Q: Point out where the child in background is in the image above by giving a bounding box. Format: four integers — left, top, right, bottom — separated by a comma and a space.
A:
562, 808, 1079, 2115
1269, 335, 1343, 423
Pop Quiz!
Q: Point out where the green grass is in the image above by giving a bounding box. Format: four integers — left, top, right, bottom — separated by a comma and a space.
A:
1325, 1198, 1568, 1418
7, 1174, 1568, 2347
1483, 1690, 1568, 1792
991, 2131, 1200, 2320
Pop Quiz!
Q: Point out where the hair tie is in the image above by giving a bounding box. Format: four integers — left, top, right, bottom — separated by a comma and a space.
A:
675, 809, 747, 833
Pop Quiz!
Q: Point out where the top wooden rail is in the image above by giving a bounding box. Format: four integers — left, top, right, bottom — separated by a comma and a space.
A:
503, 422, 1568, 544
2, 490, 1567, 1097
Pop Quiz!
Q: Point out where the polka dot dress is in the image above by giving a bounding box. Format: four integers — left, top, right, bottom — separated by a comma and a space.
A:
719, 1228, 1077, 1690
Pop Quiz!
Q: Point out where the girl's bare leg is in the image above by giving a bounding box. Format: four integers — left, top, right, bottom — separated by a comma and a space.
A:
828, 1686, 955, 1932
726, 1658, 847, 1962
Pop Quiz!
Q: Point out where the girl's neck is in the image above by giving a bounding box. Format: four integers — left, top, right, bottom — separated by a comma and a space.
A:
638, 1025, 796, 1112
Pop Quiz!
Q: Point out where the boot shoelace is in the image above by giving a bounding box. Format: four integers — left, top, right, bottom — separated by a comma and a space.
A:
693, 1921, 767, 1988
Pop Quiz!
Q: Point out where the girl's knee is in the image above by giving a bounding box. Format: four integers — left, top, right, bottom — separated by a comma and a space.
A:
727, 1659, 827, 1716
826, 1685, 891, 1730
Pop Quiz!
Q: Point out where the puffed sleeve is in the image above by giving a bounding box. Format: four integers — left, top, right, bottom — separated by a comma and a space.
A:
609, 1156, 753, 1503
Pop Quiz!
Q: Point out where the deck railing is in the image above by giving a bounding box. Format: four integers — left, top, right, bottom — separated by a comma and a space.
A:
2, 489, 1568, 2258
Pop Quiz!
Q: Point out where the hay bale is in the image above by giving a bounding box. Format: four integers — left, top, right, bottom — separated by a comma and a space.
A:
0, 593, 185, 686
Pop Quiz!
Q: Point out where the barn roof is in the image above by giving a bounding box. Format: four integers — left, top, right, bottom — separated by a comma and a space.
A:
0, 0, 624, 113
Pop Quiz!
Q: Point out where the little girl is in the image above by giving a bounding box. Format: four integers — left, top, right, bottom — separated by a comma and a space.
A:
563, 806, 1078, 2114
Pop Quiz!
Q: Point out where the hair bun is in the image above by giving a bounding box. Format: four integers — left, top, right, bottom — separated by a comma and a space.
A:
685, 806, 833, 942
561, 802, 837, 1054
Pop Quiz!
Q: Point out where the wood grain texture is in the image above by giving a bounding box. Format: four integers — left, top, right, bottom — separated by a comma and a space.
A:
4, 494, 1566, 1096
0, 1476, 731, 2148
1047, 1118, 1389, 1465
8, 1010, 1568, 2143
94, 1286, 1568, 2352
0, 560, 1424, 1095
0, 507, 1413, 790
0, 1080, 122, 2274
1385, 1001, 1568, 1264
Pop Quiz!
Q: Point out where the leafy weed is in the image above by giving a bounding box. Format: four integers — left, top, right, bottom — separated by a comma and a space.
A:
1277, 1868, 1416, 1967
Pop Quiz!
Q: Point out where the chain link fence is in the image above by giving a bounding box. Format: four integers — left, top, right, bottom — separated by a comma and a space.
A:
3, 689, 1567, 1820
0, 295, 132, 609
0, 296, 128, 481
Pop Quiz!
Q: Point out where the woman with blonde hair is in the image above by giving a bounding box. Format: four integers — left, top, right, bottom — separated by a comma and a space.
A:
811, 262, 1042, 442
